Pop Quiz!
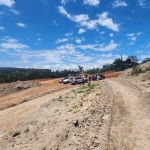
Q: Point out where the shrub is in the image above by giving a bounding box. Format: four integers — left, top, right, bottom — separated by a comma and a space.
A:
131, 66, 143, 76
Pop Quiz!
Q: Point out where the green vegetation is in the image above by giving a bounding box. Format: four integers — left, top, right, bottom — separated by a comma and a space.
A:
57, 96, 63, 101
1, 56, 149, 83
131, 67, 143, 76
141, 58, 150, 64
75, 83, 98, 95
0, 67, 80, 83
77, 90, 84, 94
85, 55, 139, 74
79, 100, 83, 107
72, 105, 78, 109
87, 83, 97, 91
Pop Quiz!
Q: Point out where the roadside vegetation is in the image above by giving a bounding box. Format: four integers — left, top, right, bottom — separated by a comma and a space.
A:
131, 65, 150, 76
0, 56, 149, 83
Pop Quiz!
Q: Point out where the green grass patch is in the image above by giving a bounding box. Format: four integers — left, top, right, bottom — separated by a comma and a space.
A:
72, 105, 78, 109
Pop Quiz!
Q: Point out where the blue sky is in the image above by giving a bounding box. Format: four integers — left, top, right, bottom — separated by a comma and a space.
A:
0, 0, 150, 70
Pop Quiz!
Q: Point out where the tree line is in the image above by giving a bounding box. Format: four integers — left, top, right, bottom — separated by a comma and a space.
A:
85, 56, 150, 74
0, 56, 149, 83
0, 68, 79, 83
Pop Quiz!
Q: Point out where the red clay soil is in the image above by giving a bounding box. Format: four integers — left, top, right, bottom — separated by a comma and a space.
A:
103, 72, 121, 79
0, 78, 73, 111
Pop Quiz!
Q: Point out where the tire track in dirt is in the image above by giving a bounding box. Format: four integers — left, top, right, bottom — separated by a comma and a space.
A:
107, 79, 150, 150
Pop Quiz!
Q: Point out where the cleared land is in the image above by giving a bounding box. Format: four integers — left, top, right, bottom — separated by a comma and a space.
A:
0, 66, 150, 150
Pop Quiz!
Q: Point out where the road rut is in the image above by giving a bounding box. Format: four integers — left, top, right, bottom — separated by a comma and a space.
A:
107, 79, 150, 150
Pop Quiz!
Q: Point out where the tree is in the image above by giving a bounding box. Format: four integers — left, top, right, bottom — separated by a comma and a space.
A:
113, 58, 123, 71
142, 58, 150, 63
78, 66, 83, 73
127, 56, 139, 67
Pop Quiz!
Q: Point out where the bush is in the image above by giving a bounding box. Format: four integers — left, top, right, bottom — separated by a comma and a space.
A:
131, 66, 143, 76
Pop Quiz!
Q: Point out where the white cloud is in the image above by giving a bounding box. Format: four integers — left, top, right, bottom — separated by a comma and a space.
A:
0, 26, 5, 31
109, 33, 113, 37
0, 11, 4, 15
78, 40, 118, 51
131, 37, 136, 41
0, 0, 15, 7
58, 6, 120, 32
85, 20, 97, 30
10, 9, 20, 15
127, 32, 142, 45
37, 38, 42, 41
78, 28, 86, 34
84, 0, 100, 6
112, 0, 128, 8
57, 43, 76, 52
61, 0, 76, 5
97, 12, 120, 32
101, 53, 113, 58
99, 31, 105, 34
126, 33, 135, 37
137, 32, 142, 36
0, 37, 29, 49
137, 0, 150, 8
0, 40, 123, 71
61, 0, 68, 5
76, 39, 82, 44
140, 54, 150, 60
75, 37, 85, 44
147, 43, 150, 47
136, 50, 143, 54
99, 40, 118, 51
56, 38, 69, 43
128, 42, 134, 45
16, 22, 26, 27
53, 20, 58, 25
64, 32, 73, 36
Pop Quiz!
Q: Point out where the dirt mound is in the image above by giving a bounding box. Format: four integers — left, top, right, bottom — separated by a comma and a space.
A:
119, 61, 150, 78
0, 81, 41, 97
138, 61, 150, 71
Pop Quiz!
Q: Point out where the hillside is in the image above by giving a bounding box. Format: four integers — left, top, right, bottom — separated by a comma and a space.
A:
0, 62, 150, 150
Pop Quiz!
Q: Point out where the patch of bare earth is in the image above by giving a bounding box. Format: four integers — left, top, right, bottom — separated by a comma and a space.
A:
107, 66, 150, 149
0, 81, 113, 150
0, 64, 149, 150
0, 79, 73, 111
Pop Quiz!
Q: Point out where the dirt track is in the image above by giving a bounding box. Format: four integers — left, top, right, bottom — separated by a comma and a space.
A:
107, 79, 150, 150
0, 71, 150, 150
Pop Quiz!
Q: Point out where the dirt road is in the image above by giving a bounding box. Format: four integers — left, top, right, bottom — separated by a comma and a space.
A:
0, 81, 114, 150
107, 79, 150, 150
0, 77, 150, 150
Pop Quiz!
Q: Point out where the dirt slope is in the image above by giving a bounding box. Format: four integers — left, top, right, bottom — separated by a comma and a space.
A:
0, 65, 149, 150
0, 78, 73, 111
0, 81, 113, 150
107, 79, 150, 150
0, 81, 41, 98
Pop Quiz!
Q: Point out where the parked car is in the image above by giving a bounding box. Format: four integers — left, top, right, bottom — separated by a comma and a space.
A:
59, 77, 68, 83
92, 74, 105, 80
63, 76, 72, 84
70, 77, 88, 85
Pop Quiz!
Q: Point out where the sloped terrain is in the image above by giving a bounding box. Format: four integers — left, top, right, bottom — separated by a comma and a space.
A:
0, 81, 113, 150
0, 79, 73, 111
0, 62, 150, 150
0, 81, 41, 97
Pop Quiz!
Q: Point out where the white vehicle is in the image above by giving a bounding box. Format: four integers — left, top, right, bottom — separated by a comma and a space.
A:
59, 77, 67, 83
63, 76, 72, 84
70, 77, 87, 85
